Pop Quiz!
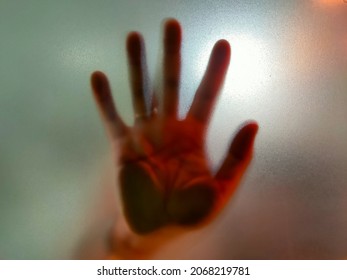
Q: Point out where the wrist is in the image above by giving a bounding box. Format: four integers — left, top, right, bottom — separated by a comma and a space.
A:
108, 215, 186, 259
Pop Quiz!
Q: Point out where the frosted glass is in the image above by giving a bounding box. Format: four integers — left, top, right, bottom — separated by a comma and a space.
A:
0, 0, 346, 259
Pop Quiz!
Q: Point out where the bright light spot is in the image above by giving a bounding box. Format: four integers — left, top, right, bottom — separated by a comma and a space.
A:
194, 34, 271, 101
226, 35, 271, 96
312, 0, 346, 7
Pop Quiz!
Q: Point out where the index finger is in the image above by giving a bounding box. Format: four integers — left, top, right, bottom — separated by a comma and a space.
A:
187, 40, 231, 125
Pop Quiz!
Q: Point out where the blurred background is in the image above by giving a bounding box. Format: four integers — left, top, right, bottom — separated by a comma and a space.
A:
0, 0, 347, 259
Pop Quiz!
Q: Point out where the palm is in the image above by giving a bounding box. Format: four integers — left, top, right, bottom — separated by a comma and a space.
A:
91, 19, 258, 235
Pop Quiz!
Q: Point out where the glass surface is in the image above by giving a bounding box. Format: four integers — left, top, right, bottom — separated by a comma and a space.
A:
0, 0, 346, 259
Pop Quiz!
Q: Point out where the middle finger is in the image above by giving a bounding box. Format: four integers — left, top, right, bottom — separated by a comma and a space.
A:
162, 19, 182, 118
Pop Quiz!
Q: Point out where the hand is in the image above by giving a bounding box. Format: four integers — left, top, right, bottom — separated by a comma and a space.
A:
90, 19, 258, 235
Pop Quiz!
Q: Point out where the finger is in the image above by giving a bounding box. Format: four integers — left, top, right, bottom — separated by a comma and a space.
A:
126, 32, 150, 118
162, 19, 182, 117
91, 71, 128, 138
187, 40, 231, 124
215, 122, 258, 183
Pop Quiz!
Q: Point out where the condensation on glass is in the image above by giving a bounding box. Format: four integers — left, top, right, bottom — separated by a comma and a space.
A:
0, 0, 346, 259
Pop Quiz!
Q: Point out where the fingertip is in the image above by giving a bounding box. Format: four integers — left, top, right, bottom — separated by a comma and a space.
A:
91, 70, 106, 79
239, 121, 259, 145
214, 120, 258, 183
214, 39, 231, 59
242, 121, 259, 136
208, 39, 231, 70
165, 18, 182, 34
163, 18, 181, 30
126, 32, 143, 59
216, 39, 231, 49
91, 71, 106, 93
231, 121, 259, 161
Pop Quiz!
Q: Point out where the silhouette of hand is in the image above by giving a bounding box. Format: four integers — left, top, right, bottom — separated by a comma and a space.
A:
91, 19, 258, 235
